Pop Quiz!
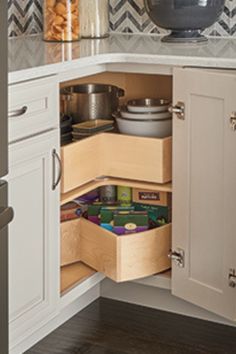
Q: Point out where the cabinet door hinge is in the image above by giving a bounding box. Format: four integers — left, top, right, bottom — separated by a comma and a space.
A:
168, 248, 185, 268
229, 269, 236, 288
230, 112, 236, 131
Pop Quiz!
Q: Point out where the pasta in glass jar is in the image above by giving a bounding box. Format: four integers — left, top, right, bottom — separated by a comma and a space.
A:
44, 0, 80, 42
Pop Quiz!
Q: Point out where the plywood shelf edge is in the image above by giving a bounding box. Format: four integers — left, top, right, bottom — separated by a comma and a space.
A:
61, 178, 172, 205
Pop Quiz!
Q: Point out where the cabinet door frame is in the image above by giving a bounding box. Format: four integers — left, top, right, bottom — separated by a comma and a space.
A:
172, 67, 236, 320
8, 130, 60, 349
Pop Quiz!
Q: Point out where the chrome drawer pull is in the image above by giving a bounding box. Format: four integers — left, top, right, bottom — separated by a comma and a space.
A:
0, 207, 14, 231
8, 106, 28, 118
52, 149, 62, 191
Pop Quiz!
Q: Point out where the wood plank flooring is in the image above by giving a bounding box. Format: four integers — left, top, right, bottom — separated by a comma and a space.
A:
26, 298, 236, 354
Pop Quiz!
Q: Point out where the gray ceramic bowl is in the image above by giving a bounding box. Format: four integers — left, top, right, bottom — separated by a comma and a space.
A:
144, 0, 226, 43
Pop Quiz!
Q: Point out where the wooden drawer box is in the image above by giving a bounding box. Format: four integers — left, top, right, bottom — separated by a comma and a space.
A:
61, 219, 81, 266
61, 133, 172, 194
79, 218, 171, 282
9, 77, 59, 143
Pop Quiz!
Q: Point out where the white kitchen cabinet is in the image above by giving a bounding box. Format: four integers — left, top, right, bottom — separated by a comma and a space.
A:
8, 130, 60, 350
172, 68, 236, 320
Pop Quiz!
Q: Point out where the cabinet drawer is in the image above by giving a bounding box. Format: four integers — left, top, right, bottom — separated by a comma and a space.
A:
61, 219, 81, 266
79, 218, 171, 282
61, 134, 102, 194
61, 133, 172, 194
9, 77, 59, 142
103, 134, 172, 184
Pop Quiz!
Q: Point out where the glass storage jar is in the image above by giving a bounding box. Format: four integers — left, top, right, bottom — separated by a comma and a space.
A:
44, 0, 80, 42
80, 0, 109, 38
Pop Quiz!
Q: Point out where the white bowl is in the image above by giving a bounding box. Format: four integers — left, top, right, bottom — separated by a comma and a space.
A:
120, 106, 171, 121
127, 98, 170, 113
115, 116, 172, 138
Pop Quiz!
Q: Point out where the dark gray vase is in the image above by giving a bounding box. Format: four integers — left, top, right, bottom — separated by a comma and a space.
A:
144, 0, 226, 43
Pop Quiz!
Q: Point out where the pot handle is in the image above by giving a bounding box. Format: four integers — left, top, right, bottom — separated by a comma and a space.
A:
117, 88, 125, 97
60, 88, 73, 101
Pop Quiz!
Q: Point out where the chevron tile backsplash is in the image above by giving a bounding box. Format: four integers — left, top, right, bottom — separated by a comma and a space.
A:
8, 0, 236, 37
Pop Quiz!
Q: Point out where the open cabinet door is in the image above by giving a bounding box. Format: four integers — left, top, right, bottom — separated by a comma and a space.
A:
172, 68, 236, 320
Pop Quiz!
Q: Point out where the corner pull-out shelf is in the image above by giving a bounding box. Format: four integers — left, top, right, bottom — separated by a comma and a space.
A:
61, 217, 171, 283
60, 262, 96, 295
61, 133, 172, 194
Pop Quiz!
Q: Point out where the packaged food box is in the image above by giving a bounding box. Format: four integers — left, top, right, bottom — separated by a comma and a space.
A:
87, 202, 120, 225
117, 186, 132, 206
74, 189, 99, 204
113, 211, 149, 235
132, 188, 172, 207
60, 202, 81, 222
100, 206, 135, 223
133, 203, 169, 228
87, 203, 103, 225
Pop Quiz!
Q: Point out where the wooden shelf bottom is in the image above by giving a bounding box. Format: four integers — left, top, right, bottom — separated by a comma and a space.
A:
61, 177, 172, 205
133, 270, 171, 290
60, 261, 96, 295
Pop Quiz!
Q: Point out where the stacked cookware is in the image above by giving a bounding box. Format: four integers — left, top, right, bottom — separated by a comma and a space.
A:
114, 98, 172, 138
60, 84, 124, 144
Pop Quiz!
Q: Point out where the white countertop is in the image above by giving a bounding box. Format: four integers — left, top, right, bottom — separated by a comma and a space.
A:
9, 33, 236, 84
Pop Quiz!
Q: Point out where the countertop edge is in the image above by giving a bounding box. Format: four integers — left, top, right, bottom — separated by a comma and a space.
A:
8, 52, 236, 85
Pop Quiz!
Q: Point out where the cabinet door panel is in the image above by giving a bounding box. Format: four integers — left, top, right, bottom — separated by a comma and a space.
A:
8, 131, 60, 349
172, 68, 236, 320
9, 159, 45, 321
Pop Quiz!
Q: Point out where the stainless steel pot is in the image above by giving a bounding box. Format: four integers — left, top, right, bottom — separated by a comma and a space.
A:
61, 84, 125, 122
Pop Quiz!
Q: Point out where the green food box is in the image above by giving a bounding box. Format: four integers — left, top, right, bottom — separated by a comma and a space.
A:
100, 206, 135, 224
113, 211, 149, 235
133, 203, 169, 228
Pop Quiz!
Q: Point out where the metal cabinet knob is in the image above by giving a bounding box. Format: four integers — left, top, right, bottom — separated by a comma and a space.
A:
169, 101, 185, 120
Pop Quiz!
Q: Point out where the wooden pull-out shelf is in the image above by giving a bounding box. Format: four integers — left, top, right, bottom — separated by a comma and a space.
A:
60, 262, 96, 295
61, 219, 81, 266
61, 177, 172, 206
61, 133, 172, 194
61, 217, 171, 283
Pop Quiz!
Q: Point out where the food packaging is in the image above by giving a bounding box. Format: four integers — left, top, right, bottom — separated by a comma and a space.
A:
87, 202, 120, 225
60, 201, 81, 222
133, 203, 170, 228
113, 211, 149, 235
100, 206, 135, 223
132, 188, 172, 207
99, 185, 117, 204
117, 186, 132, 206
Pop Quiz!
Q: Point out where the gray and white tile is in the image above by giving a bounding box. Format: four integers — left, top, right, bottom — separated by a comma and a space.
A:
8, 0, 236, 38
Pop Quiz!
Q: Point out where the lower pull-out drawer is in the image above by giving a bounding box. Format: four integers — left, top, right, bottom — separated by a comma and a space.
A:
79, 218, 171, 282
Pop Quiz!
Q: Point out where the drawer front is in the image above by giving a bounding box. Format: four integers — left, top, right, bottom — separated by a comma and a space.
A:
61, 134, 102, 194
9, 77, 59, 142
61, 133, 172, 194
103, 134, 172, 184
61, 219, 81, 266
79, 217, 171, 282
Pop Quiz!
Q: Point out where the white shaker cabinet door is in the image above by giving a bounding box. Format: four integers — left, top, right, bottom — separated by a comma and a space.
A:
8, 130, 60, 350
172, 68, 236, 320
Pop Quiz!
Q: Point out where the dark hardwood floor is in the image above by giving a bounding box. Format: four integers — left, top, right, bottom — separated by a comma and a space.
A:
26, 298, 236, 354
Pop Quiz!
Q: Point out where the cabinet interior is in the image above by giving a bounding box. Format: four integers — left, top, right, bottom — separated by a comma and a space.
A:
60, 71, 173, 296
